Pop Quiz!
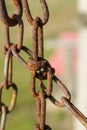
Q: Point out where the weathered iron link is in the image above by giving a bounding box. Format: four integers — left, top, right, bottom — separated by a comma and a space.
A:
32, 17, 43, 60
3, 17, 24, 53
0, 104, 7, 130
4, 49, 12, 88
36, 91, 46, 130
0, 0, 87, 130
0, 0, 23, 129
21, 0, 49, 26
30, 73, 52, 130
0, 81, 17, 130
0, 0, 23, 26
0, 82, 17, 113
0, 0, 24, 53
39, 77, 87, 128
62, 97, 87, 128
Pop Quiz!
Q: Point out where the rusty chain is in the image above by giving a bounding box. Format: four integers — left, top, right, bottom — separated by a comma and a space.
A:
0, 0, 87, 130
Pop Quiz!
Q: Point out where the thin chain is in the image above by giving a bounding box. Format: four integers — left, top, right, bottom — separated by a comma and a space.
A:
0, 0, 87, 130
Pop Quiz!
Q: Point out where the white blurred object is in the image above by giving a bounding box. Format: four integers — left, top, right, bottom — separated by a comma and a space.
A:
74, 0, 87, 130
77, 0, 87, 13
74, 28, 87, 130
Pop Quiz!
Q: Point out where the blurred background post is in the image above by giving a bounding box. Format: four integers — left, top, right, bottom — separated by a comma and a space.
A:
74, 0, 87, 130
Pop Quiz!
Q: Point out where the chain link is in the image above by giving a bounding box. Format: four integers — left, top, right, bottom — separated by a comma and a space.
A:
0, 0, 87, 129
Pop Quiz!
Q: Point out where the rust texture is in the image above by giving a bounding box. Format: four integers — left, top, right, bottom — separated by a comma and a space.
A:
0, 0, 87, 130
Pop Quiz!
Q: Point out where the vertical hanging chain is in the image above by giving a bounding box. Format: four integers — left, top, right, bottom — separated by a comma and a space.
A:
0, 0, 23, 129
0, 0, 87, 130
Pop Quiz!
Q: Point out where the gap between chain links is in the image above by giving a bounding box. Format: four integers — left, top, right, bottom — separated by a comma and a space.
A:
0, 0, 87, 130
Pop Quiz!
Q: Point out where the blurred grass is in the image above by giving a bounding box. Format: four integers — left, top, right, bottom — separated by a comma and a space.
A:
0, 0, 77, 130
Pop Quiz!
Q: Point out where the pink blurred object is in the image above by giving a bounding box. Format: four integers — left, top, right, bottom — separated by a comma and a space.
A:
49, 49, 65, 76
59, 31, 77, 44
49, 31, 77, 76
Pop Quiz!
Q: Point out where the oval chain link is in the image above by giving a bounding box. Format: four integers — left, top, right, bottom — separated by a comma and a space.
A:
0, 0, 22, 26
22, 0, 49, 26
0, 82, 17, 113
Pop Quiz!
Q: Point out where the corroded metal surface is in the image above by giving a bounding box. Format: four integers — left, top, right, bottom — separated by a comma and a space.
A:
0, 0, 87, 130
